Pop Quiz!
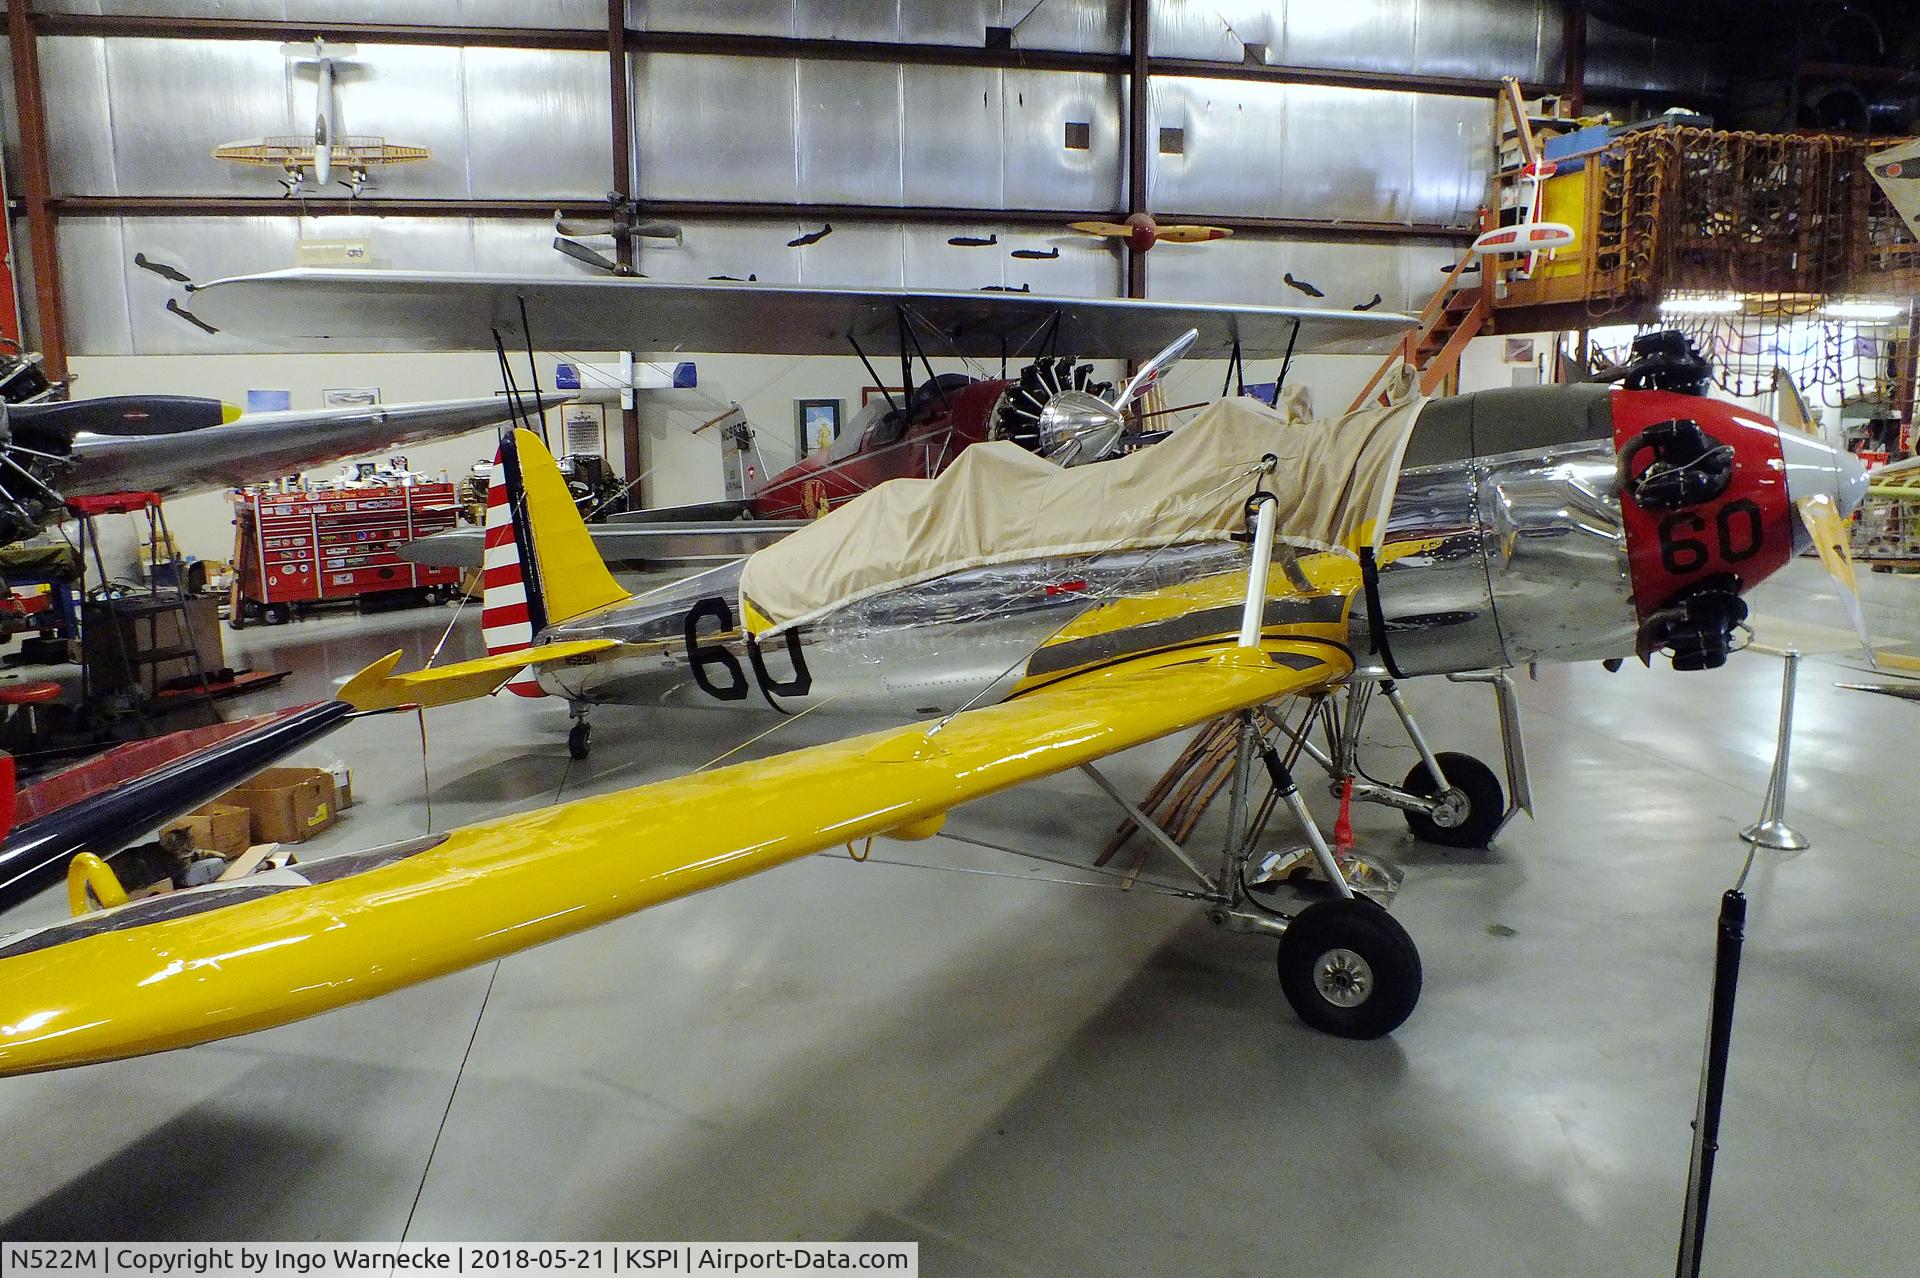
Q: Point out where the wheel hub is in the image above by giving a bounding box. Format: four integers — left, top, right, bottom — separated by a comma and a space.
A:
1428, 788, 1470, 829
1313, 947, 1374, 1007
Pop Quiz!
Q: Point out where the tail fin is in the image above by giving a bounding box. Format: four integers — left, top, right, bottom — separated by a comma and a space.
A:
482, 427, 630, 697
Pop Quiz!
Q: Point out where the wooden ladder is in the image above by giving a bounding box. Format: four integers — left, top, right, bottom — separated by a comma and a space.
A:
1346, 244, 1494, 412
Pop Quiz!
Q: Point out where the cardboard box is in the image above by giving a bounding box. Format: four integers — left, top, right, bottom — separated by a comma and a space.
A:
224, 767, 338, 844
160, 801, 252, 858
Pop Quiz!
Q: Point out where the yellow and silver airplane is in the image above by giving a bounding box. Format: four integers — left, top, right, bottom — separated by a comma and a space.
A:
0, 324, 1876, 1072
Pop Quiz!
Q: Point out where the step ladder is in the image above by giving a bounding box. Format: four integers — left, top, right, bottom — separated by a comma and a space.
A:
67, 491, 214, 729
1347, 245, 1494, 412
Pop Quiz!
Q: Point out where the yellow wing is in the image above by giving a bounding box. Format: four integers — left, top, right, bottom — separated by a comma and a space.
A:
0, 640, 1345, 1075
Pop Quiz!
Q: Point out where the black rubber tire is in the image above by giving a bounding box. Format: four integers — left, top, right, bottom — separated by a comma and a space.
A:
567, 721, 591, 760
1276, 897, 1422, 1039
1401, 750, 1504, 848
263, 603, 292, 626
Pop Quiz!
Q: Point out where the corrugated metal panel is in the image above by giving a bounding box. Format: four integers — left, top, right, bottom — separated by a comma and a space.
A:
634, 220, 805, 285
1145, 75, 1288, 216
103, 39, 291, 197
1003, 0, 1125, 56
1410, 0, 1550, 82
38, 1, 602, 23
796, 60, 903, 205
792, 0, 901, 43
632, 0, 795, 37
60, 213, 132, 353
454, 0, 601, 28
1151, 77, 1482, 226
623, 218, 1121, 298
321, 44, 470, 198
1409, 94, 1493, 227
1278, 86, 1414, 223
633, 54, 799, 202
462, 48, 612, 199
894, 1, 999, 48
1586, 17, 1729, 98
1145, 233, 1444, 314
1150, 0, 1269, 63
1278, 1, 1416, 75
0, 38, 21, 200
473, 217, 601, 275
901, 64, 1002, 208
39, 37, 119, 196
793, 219, 907, 287
85, 39, 470, 199
1003, 69, 1122, 211
306, 216, 478, 272
10, 217, 41, 354
58, 218, 134, 356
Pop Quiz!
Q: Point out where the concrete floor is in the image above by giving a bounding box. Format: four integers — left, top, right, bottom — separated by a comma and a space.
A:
0, 561, 1915, 1275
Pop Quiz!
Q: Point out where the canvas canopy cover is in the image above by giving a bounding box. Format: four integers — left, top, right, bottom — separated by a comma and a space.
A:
739, 395, 1426, 634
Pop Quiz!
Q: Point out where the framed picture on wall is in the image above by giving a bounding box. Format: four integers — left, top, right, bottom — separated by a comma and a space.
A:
795, 399, 841, 456
323, 387, 380, 409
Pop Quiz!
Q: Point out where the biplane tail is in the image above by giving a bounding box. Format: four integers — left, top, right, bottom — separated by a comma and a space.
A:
482, 427, 630, 697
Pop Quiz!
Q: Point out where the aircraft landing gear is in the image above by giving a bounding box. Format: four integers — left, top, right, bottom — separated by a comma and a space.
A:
1400, 751, 1504, 848
566, 702, 592, 760
1263, 669, 1531, 850
1276, 897, 1422, 1039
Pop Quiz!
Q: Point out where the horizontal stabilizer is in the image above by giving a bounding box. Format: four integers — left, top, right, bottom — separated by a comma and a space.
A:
338, 639, 617, 712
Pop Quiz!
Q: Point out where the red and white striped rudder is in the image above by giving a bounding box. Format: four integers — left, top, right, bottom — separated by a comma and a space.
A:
480, 447, 545, 697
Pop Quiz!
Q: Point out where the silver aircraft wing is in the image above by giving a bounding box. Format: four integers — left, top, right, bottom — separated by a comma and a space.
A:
190, 270, 1416, 358
399, 518, 809, 570
66, 396, 527, 497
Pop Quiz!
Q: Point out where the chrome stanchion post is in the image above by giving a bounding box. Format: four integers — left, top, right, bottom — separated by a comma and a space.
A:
1740, 649, 1810, 852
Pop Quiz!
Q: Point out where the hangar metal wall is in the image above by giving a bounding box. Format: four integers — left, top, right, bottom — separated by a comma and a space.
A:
4, 1, 1732, 358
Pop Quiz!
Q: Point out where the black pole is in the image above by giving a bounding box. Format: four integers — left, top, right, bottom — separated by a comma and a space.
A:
517, 295, 549, 449
1275, 319, 1302, 394
1676, 888, 1748, 1278
847, 334, 898, 415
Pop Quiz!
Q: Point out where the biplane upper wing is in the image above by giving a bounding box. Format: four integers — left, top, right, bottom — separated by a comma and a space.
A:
0, 639, 1346, 1076
189, 269, 1415, 359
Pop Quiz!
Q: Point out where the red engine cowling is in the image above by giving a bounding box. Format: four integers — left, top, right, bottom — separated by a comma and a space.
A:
1611, 390, 1798, 669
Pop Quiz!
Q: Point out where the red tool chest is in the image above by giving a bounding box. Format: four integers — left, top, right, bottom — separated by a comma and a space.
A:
238, 484, 460, 607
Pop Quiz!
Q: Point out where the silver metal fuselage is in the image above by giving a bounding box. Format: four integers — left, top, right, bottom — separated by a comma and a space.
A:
535, 387, 1639, 717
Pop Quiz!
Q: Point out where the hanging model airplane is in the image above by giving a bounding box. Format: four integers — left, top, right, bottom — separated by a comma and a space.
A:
1069, 212, 1234, 253
191, 270, 1410, 568
212, 40, 429, 198
0, 323, 1873, 1072
0, 391, 532, 549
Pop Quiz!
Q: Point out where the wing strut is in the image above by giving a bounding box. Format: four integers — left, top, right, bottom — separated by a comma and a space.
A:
1221, 337, 1245, 398
1275, 318, 1302, 394
847, 332, 899, 416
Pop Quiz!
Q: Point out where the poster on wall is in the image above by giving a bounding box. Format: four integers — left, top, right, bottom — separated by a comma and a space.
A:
246, 389, 292, 413
323, 387, 380, 409
795, 399, 841, 456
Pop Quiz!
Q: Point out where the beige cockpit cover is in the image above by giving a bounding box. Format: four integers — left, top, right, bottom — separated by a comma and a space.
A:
740, 395, 1425, 633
